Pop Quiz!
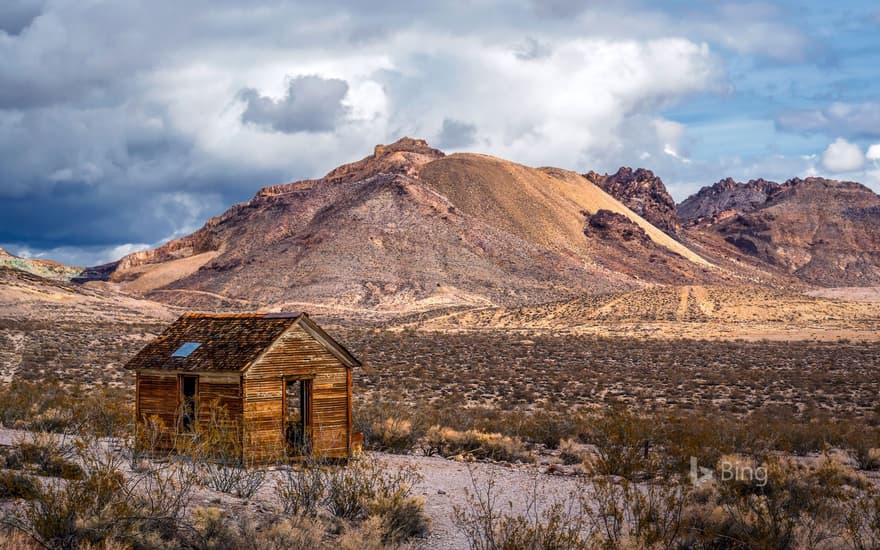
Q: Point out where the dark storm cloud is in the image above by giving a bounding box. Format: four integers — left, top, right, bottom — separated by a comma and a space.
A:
0, 102, 287, 251
0, 173, 271, 250
239, 76, 350, 134
0, 0, 43, 35
436, 119, 478, 149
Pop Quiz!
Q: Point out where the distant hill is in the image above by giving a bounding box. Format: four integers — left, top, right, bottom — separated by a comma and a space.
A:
0, 267, 175, 384
0, 247, 82, 281
680, 177, 880, 286
82, 138, 725, 315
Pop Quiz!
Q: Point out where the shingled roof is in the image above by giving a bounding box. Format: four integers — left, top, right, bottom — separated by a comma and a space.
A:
124, 312, 359, 372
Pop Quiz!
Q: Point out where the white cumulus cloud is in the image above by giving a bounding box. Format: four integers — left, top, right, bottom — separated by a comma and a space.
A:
821, 138, 864, 173
867, 144, 880, 162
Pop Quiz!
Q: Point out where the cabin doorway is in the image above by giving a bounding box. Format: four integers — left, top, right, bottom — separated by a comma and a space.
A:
179, 375, 198, 432
284, 378, 312, 456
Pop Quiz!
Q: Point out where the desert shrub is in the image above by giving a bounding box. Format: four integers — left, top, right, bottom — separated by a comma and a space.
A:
681, 454, 868, 549
9, 469, 125, 548
324, 461, 377, 521
3, 435, 196, 549
336, 516, 386, 550
369, 417, 415, 453
275, 465, 326, 517
514, 409, 583, 450
843, 490, 880, 550
0, 381, 131, 437
130, 414, 174, 464
324, 456, 426, 539
11, 433, 83, 480
717, 456, 843, 548
371, 489, 430, 543
737, 410, 859, 457
356, 396, 592, 453
78, 392, 133, 439
843, 427, 880, 471
453, 471, 588, 550
199, 462, 266, 499
0, 471, 40, 500
354, 398, 421, 453
188, 507, 238, 550
188, 407, 266, 499
132, 503, 325, 550
0, 529, 41, 549
422, 425, 531, 463
659, 411, 734, 474
582, 406, 658, 479
582, 475, 689, 549
252, 516, 325, 550
0, 381, 63, 429
558, 438, 586, 466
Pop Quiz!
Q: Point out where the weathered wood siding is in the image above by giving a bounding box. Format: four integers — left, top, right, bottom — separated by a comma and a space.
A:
136, 373, 178, 428
135, 372, 178, 453
243, 323, 350, 462
195, 376, 243, 430
135, 371, 242, 453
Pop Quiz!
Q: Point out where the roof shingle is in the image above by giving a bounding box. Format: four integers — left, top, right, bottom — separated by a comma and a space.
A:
124, 313, 301, 372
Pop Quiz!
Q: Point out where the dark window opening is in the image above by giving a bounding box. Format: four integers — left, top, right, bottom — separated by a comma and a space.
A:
285, 379, 312, 455
180, 375, 198, 432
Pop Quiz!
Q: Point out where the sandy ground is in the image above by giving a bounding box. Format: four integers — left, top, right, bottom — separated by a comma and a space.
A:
807, 287, 880, 302
380, 454, 582, 549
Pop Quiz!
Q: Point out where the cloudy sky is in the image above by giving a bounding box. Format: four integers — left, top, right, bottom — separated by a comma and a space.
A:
1, 0, 879, 266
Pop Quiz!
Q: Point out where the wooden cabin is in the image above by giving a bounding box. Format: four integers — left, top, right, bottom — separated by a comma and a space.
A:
124, 312, 361, 463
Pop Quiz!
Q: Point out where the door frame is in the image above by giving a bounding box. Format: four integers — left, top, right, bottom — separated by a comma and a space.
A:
281, 375, 315, 455
177, 374, 199, 433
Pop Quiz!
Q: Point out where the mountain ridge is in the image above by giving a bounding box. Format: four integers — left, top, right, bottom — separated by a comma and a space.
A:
64, 138, 880, 316
84, 138, 724, 314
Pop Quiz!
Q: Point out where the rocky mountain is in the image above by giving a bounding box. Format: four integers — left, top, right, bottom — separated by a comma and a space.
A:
678, 177, 781, 223
681, 177, 880, 286
585, 167, 681, 235
86, 138, 721, 315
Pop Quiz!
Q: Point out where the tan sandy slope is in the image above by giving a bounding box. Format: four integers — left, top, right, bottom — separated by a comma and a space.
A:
416, 285, 880, 340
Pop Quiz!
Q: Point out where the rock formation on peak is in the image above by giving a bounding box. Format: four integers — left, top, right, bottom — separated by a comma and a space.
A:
677, 177, 781, 223
585, 167, 680, 236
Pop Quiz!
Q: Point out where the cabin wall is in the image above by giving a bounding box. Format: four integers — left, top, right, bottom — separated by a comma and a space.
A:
135, 372, 178, 453
135, 371, 242, 454
195, 376, 243, 431
243, 323, 350, 463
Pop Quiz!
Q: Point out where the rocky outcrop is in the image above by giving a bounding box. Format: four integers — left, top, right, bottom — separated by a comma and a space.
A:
585, 167, 680, 235
257, 137, 445, 198
683, 177, 880, 286
584, 209, 652, 243
677, 177, 781, 223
